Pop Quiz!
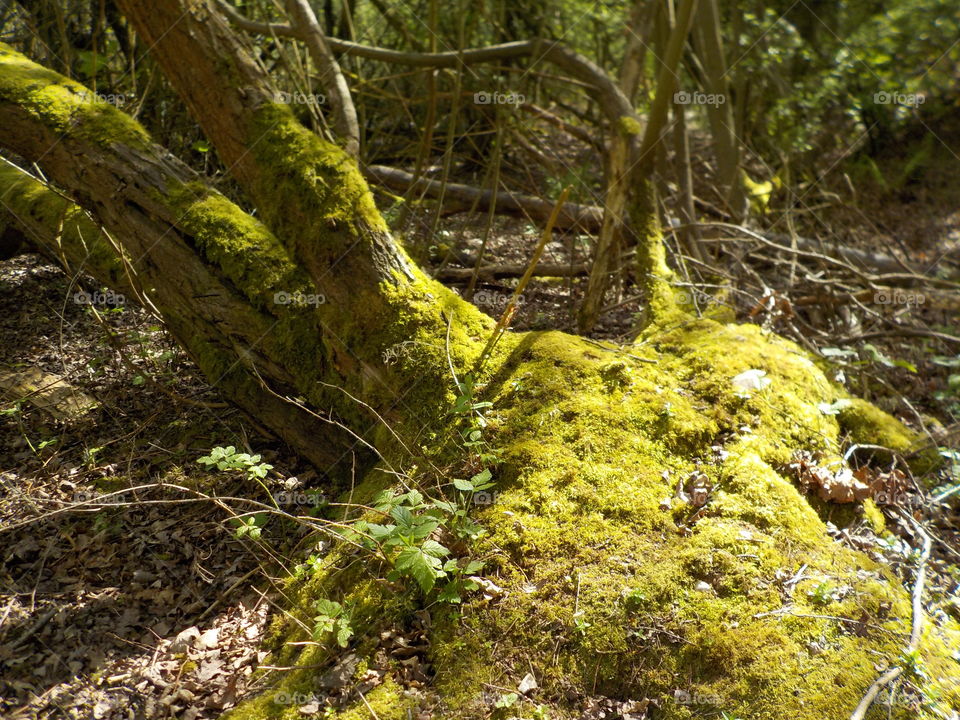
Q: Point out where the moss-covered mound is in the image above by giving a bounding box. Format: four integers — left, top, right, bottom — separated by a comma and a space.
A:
228, 318, 960, 720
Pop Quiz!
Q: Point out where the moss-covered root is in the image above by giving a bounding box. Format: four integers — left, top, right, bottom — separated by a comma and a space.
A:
229, 320, 960, 720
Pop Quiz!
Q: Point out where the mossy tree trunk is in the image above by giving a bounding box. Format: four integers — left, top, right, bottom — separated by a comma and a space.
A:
1, 4, 958, 718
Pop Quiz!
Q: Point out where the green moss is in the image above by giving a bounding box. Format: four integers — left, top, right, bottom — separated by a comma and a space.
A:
164, 181, 310, 312
0, 163, 130, 289
837, 398, 919, 453
246, 102, 388, 254
232, 318, 959, 720
0, 43, 150, 149
837, 397, 941, 474
336, 679, 413, 720
618, 115, 643, 136
862, 498, 886, 533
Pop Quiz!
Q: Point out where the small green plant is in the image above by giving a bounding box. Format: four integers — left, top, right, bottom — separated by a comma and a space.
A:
861, 343, 917, 373
623, 588, 647, 611
312, 599, 353, 648
198, 445, 273, 480
303, 553, 325, 572
92, 511, 117, 536
230, 513, 266, 541
573, 611, 592, 635
494, 692, 519, 710
451, 374, 501, 463
530, 704, 550, 720
901, 647, 930, 683
304, 373, 498, 605
808, 580, 835, 606
452, 468, 495, 511
83, 445, 104, 468
340, 484, 488, 602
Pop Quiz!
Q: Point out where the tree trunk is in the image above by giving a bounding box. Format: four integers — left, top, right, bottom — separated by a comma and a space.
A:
1, 10, 957, 719
692, 0, 747, 220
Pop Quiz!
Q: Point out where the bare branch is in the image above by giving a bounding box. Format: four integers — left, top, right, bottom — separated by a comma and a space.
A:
283, 0, 360, 156
364, 164, 603, 231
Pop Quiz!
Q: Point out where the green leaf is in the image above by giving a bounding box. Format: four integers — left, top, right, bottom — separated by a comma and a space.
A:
470, 468, 493, 489
420, 539, 450, 558
432, 499, 457, 514
335, 623, 353, 647
437, 583, 462, 604
366, 523, 396, 541
314, 599, 342, 617
890, 358, 917, 373
390, 505, 415, 529
313, 617, 335, 639
395, 546, 442, 593
471, 468, 492, 482
409, 517, 439, 540
453, 477, 475, 492
403, 490, 425, 507
821, 347, 857, 359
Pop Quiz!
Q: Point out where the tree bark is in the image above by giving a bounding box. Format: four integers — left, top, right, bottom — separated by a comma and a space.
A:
692, 0, 747, 220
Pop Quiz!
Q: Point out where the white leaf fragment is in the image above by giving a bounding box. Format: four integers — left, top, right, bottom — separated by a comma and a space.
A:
731, 369, 771, 395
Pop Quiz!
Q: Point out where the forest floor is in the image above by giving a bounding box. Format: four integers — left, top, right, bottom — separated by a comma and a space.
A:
1, 132, 959, 718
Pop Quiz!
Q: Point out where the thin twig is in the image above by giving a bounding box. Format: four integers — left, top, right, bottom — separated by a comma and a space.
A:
849, 512, 931, 720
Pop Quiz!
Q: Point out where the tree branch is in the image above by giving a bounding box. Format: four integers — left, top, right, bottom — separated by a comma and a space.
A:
283, 0, 360, 156
364, 164, 603, 231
